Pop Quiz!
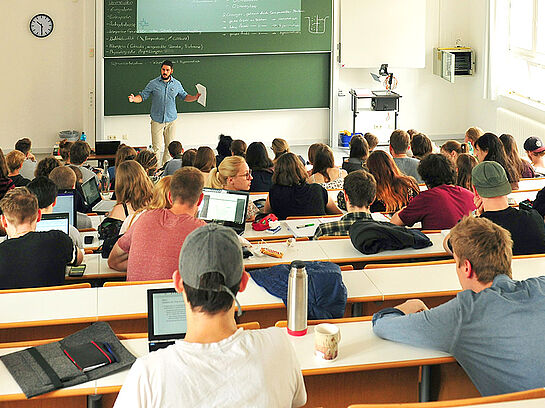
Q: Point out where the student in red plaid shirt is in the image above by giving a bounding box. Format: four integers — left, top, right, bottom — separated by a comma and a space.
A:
313, 170, 376, 239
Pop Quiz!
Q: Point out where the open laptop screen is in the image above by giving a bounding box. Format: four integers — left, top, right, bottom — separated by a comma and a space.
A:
52, 190, 76, 228
95, 140, 120, 156
147, 288, 187, 341
198, 188, 248, 226
36, 213, 70, 235
81, 178, 101, 208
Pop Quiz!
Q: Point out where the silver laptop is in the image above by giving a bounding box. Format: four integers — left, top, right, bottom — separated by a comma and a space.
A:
147, 288, 188, 352
52, 190, 76, 228
81, 178, 116, 213
36, 212, 70, 235
197, 188, 249, 235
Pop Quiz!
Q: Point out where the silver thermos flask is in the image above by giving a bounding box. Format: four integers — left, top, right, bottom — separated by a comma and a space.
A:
287, 260, 308, 336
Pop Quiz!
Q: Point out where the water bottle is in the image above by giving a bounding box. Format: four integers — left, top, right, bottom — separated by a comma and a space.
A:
80, 131, 86, 142
287, 260, 308, 336
101, 160, 110, 197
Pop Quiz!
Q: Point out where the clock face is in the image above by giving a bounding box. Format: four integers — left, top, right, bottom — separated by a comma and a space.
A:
30, 14, 54, 38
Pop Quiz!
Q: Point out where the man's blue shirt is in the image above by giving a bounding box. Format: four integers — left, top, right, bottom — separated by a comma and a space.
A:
139, 76, 188, 123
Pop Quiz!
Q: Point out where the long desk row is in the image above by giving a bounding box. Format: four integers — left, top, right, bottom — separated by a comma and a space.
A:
6, 255, 545, 344
72, 233, 449, 283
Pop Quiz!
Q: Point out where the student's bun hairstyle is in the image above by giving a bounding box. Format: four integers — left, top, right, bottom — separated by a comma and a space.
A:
34, 157, 60, 179
417, 153, 456, 188
59, 140, 73, 162
0, 187, 38, 226
216, 134, 233, 158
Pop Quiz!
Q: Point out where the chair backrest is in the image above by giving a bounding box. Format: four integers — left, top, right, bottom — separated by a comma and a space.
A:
0, 283, 91, 294
275, 316, 372, 328
103, 279, 172, 287
363, 259, 455, 270
348, 387, 545, 407
339, 265, 354, 271
237, 321, 261, 330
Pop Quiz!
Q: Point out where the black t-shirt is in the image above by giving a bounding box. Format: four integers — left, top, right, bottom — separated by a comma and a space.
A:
269, 183, 328, 220
10, 174, 30, 187
249, 169, 273, 192
0, 231, 77, 290
480, 207, 545, 256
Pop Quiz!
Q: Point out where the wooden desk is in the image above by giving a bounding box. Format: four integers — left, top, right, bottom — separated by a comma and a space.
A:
517, 177, 545, 191
508, 189, 539, 204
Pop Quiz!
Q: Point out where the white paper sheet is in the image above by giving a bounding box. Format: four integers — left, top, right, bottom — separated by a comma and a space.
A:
196, 83, 207, 107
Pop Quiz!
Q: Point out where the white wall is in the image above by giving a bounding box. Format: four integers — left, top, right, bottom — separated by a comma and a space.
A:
0, 0, 95, 153
332, 0, 483, 144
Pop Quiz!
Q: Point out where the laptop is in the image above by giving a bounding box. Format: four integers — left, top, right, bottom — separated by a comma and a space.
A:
36, 212, 70, 235
81, 178, 116, 213
147, 288, 187, 352
95, 140, 120, 156
52, 190, 76, 228
197, 188, 249, 235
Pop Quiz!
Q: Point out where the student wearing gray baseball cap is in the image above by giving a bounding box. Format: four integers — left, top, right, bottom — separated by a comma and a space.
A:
114, 224, 307, 408
472, 161, 545, 256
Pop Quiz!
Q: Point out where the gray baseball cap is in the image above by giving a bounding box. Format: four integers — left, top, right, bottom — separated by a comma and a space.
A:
179, 223, 243, 315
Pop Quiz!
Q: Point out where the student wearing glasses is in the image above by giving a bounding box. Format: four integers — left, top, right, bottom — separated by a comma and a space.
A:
206, 156, 259, 221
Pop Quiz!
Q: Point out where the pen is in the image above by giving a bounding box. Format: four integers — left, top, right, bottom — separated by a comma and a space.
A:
296, 223, 315, 229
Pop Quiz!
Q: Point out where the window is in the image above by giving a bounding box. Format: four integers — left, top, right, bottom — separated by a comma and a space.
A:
503, 0, 545, 104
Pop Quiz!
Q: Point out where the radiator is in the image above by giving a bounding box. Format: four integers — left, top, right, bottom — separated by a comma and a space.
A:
496, 108, 545, 149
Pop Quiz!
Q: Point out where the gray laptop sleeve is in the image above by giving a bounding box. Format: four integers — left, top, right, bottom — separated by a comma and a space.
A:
0, 322, 136, 398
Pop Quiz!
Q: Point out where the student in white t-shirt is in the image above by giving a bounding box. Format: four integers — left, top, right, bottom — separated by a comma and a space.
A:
114, 224, 307, 408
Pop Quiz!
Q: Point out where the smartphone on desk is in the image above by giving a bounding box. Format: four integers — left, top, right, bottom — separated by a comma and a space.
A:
68, 265, 86, 277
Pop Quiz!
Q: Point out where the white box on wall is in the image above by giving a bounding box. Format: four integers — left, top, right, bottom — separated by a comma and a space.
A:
339, 0, 426, 68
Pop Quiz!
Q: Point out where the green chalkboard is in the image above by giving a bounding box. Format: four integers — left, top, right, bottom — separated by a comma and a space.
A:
104, 53, 330, 115
104, 0, 332, 57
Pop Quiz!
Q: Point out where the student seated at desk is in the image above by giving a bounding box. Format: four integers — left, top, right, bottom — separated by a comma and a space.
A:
70, 141, 99, 185
313, 170, 375, 239
308, 144, 347, 189
0, 188, 82, 289
49, 166, 92, 229
114, 224, 306, 407
108, 167, 206, 281
246, 142, 274, 192
162, 141, 183, 176
263, 152, 342, 220
14, 138, 37, 181
373, 216, 545, 396
391, 154, 475, 230
389, 129, 423, 183
5, 150, 30, 187
27, 177, 83, 249
341, 135, 369, 174
34, 156, 60, 179
471, 161, 545, 255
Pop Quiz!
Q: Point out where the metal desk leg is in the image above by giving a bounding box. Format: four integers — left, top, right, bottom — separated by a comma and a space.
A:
88, 394, 103, 408
419, 365, 431, 402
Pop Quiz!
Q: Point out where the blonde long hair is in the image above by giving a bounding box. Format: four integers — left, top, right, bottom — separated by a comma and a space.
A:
148, 176, 172, 209
115, 160, 154, 210
206, 156, 246, 189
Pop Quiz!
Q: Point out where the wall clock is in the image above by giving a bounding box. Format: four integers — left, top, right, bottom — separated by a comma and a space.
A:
30, 14, 54, 38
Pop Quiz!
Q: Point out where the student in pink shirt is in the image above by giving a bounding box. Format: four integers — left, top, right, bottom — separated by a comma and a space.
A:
108, 167, 206, 281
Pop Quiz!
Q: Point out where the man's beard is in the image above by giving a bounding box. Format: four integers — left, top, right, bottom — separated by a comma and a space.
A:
162, 74, 171, 80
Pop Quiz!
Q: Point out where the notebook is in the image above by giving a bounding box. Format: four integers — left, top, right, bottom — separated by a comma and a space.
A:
36, 213, 70, 235
52, 190, 76, 228
147, 288, 188, 352
81, 178, 116, 213
197, 188, 249, 235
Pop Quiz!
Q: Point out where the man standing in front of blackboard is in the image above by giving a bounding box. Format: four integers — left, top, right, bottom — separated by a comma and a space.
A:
128, 60, 201, 165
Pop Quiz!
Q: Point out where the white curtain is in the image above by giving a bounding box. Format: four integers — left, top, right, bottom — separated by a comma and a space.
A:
483, 0, 510, 100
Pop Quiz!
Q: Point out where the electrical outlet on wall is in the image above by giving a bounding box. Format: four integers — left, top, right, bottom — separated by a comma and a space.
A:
107, 135, 116, 140
122, 134, 128, 140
